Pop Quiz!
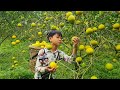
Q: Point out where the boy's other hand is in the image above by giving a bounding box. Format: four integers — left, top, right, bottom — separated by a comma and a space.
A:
46, 66, 56, 72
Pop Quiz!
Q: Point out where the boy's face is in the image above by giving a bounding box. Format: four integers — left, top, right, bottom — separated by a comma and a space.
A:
49, 34, 62, 46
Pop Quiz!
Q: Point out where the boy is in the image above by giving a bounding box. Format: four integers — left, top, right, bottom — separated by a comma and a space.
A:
34, 30, 79, 79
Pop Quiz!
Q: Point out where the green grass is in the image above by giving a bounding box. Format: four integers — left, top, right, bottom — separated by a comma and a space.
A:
0, 39, 33, 79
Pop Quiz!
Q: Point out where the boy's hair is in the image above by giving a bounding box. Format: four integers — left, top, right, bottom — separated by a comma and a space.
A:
47, 30, 62, 42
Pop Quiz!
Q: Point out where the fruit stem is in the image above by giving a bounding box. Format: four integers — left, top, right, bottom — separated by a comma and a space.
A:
81, 55, 93, 79
62, 41, 71, 49
58, 61, 78, 74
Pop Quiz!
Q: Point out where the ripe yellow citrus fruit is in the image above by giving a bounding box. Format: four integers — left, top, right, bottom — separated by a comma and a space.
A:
35, 41, 41, 47
36, 41, 40, 43
75, 57, 82, 63
11, 65, 15, 68
14, 60, 18, 64
98, 24, 105, 30
91, 75, 97, 79
45, 44, 52, 50
59, 22, 64, 27
16, 40, 20, 44
22, 50, 26, 53
20, 16, 24, 19
66, 12, 73, 18
112, 28, 117, 31
49, 61, 58, 69
93, 27, 97, 31
39, 43, 44, 47
38, 32, 42, 36
105, 63, 113, 70
75, 11, 83, 15
75, 20, 81, 25
49, 17, 53, 20
12, 35, 16, 39
11, 42, 16, 45
90, 40, 98, 46
103, 44, 109, 49
17, 23, 22, 27
79, 45, 85, 50
85, 45, 91, 50
40, 45, 45, 48
28, 38, 32, 40
71, 36, 78, 42
42, 41, 47, 45
81, 62, 86, 67
86, 48, 94, 55
68, 15, 75, 22
15, 64, 18, 66
31, 44, 37, 47
113, 23, 119, 29
45, 17, 50, 21
86, 28, 94, 34
51, 25, 58, 30
31, 22, 36, 27
12, 57, 16, 60
112, 59, 117, 62
42, 24, 46, 28
115, 44, 120, 51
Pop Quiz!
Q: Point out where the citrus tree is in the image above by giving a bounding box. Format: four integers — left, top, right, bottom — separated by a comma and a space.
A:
0, 11, 120, 79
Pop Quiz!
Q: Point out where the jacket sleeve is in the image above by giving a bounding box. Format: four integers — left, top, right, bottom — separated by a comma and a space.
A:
61, 51, 76, 63
35, 49, 47, 73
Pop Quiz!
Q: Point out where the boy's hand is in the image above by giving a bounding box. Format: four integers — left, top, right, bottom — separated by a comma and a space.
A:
72, 37, 79, 47
71, 36, 79, 57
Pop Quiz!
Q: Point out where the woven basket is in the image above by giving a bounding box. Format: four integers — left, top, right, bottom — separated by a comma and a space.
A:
29, 45, 41, 73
